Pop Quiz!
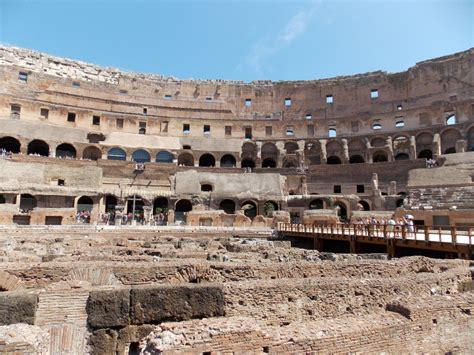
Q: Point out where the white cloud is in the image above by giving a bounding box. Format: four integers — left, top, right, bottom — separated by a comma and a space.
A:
238, 3, 318, 77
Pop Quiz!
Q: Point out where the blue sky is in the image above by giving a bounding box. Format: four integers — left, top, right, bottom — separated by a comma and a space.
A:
1, 0, 473, 82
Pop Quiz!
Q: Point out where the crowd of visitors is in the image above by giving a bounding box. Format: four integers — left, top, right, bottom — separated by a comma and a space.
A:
425, 158, 438, 168
352, 215, 415, 238
76, 210, 91, 223
0, 149, 13, 159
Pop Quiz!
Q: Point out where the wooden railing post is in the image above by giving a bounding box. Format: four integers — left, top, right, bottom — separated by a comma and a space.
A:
424, 226, 430, 242
451, 226, 457, 245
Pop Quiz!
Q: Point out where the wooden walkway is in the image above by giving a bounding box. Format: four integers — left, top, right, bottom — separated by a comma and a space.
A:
278, 223, 474, 259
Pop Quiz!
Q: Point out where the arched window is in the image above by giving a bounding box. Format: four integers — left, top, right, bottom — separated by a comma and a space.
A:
241, 159, 255, 168
178, 152, 194, 166
327, 156, 342, 164
334, 201, 348, 221
373, 151, 388, 163
262, 158, 276, 168
201, 184, 213, 192
156, 151, 174, 163
395, 153, 409, 160
349, 155, 364, 164
418, 149, 432, 159
0, 136, 21, 154
220, 154, 236, 168
328, 128, 337, 138
219, 199, 236, 214
175, 199, 192, 212
372, 123, 382, 130
132, 149, 151, 163
446, 114, 456, 125
82, 146, 102, 161
153, 197, 169, 214
241, 201, 257, 219
126, 195, 145, 216
56, 143, 76, 158
263, 201, 278, 217
27, 140, 49, 156
199, 153, 216, 167
105, 195, 117, 213
309, 199, 324, 210
77, 196, 93, 212
358, 200, 370, 211
107, 147, 127, 161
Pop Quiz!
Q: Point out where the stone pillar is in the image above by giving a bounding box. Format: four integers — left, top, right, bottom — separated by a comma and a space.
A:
371, 173, 379, 192
167, 209, 175, 225
114, 205, 125, 226
365, 140, 372, 163
386, 137, 394, 162
319, 139, 327, 164
276, 141, 285, 168
143, 206, 152, 226
432, 133, 441, 157
388, 181, 397, 195
256, 141, 262, 167
297, 140, 305, 166
456, 139, 466, 153
341, 139, 349, 164
409, 136, 416, 160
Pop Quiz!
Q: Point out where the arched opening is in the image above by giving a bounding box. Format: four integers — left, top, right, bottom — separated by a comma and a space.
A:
446, 114, 456, 125
418, 149, 433, 159
199, 153, 216, 167
126, 195, 145, 219
261, 142, 278, 168
241, 159, 255, 168
77, 196, 93, 212
156, 151, 174, 163
241, 201, 257, 219
82, 146, 102, 161
373, 151, 388, 163
263, 201, 278, 217
220, 154, 236, 168
444, 147, 456, 154
416, 133, 434, 158
153, 197, 168, 214
219, 199, 236, 214
262, 158, 276, 168
132, 149, 151, 163
178, 152, 194, 166
305, 142, 321, 165
358, 200, 370, 211
241, 142, 257, 164
349, 155, 364, 164
396, 199, 405, 207
27, 140, 49, 156
0, 195, 5, 204
328, 128, 337, 138
175, 199, 192, 223
334, 202, 348, 221
282, 158, 298, 168
441, 129, 461, 155
284, 142, 299, 154
107, 147, 127, 161
395, 153, 409, 161
327, 156, 342, 165
201, 184, 213, 192
19, 194, 36, 211
371, 137, 386, 148
56, 143, 76, 158
0, 137, 21, 154
309, 199, 324, 210
105, 195, 117, 213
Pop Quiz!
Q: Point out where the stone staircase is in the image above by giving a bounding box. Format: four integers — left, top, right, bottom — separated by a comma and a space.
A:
35, 290, 90, 354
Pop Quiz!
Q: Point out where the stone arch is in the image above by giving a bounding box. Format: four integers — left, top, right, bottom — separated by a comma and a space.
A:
175, 199, 193, 212
77, 196, 93, 212
126, 195, 147, 215
334, 201, 348, 221
19, 194, 37, 210
441, 128, 461, 154
263, 200, 278, 217
305, 141, 321, 165
27, 139, 49, 156
326, 140, 343, 162
199, 153, 216, 167
220, 154, 236, 168
132, 149, 151, 163
395, 152, 409, 160
107, 147, 127, 161
219, 199, 236, 214
284, 141, 299, 154
309, 199, 324, 209
349, 155, 365, 164
156, 151, 174, 163
241, 159, 255, 168
56, 143, 76, 158
358, 200, 370, 211
261, 142, 278, 168
241, 200, 257, 219
241, 142, 257, 161
82, 146, 102, 161
153, 197, 169, 214
0, 136, 21, 154
418, 149, 433, 159
416, 132, 434, 156
178, 152, 194, 166
373, 150, 388, 163
371, 137, 386, 148
104, 195, 118, 213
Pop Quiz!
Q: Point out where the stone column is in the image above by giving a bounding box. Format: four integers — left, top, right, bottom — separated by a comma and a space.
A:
456, 139, 466, 153
143, 206, 152, 226
341, 139, 349, 164
386, 137, 394, 162
365, 140, 372, 163
276, 141, 285, 168
297, 140, 305, 167
319, 139, 327, 164
114, 205, 124, 226
256, 141, 262, 167
409, 136, 416, 160
388, 181, 397, 195
432, 133, 441, 157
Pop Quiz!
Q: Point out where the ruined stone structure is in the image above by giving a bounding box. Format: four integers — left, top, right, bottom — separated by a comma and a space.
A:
0, 227, 473, 353
0, 45, 473, 227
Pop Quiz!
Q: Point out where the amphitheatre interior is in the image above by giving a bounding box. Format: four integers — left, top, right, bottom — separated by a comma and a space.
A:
0, 45, 473, 354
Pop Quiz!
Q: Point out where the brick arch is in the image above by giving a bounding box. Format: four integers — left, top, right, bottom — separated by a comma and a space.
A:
305, 141, 321, 165
440, 128, 461, 154
370, 136, 386, 148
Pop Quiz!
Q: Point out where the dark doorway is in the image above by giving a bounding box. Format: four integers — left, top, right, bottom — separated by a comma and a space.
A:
27, 140, 49, 156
